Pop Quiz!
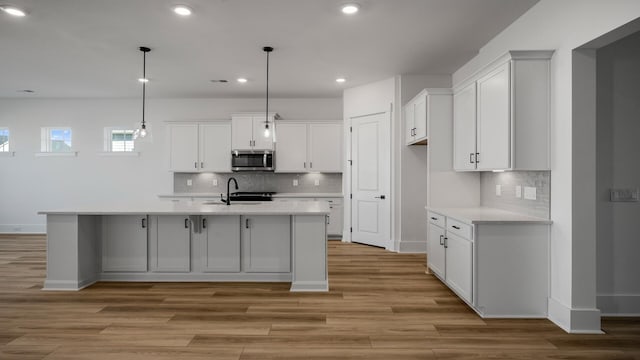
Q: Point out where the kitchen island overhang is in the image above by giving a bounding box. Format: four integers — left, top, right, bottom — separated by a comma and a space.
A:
39, 201, 330, 292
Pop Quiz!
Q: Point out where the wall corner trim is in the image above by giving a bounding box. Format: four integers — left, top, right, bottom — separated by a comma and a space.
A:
548, 297, 603, 334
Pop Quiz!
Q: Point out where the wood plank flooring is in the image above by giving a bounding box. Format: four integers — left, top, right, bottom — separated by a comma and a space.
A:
1, 234, 639, 359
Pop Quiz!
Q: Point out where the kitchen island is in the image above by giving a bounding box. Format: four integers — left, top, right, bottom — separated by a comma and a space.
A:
39, 201, 329, 292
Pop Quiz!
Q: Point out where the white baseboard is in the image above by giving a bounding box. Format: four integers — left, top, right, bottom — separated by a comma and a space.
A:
597, 294, 640, 316
397, 240, 426, 253
43, 279, 96, 291
548, 297, 603, 334
0, 224, 46, 234
290, 280, 329, 292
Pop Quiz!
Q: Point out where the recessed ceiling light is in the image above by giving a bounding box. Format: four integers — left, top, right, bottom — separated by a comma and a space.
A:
138, 78, 149, 83
341, 4, 359, 15
1, 5, 27, 17
336, 77, 346, 83
237, 78, 248, 83
173, 5, 192, 16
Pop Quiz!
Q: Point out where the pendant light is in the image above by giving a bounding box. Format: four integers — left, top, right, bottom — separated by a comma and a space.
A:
263, 46, 273, 138
134, 46, 151, 140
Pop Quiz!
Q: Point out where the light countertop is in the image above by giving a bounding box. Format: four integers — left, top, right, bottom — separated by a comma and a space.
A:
426, 206, 552, 225
39, 200, 330, 216
158, 193, 343, 199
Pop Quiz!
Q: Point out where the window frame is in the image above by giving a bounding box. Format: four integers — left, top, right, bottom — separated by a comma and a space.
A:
104, 127, 136, 153
0, 127, 9, 153
40, 127, 73, 153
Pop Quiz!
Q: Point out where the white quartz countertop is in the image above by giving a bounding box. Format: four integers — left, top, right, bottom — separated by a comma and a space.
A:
158, 193, 343, 199
39, 200, 330, 216
426, 206, 552, 225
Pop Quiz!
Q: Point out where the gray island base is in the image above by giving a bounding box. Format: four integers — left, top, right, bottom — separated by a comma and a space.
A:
39, 201, 330, 292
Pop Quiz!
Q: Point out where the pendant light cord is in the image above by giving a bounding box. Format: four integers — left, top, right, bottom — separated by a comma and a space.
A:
142, 49, 146, 128
265, 48, 269, 129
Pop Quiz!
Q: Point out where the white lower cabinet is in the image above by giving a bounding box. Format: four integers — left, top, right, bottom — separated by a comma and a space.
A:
149, 215, 191, 272
200, 215, 241, 272
427, 212, 472, 303
101, 215, 148, 272
242, 215, 291, 273
427, 210, 549, 317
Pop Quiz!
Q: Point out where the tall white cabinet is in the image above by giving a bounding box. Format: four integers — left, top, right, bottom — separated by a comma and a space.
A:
453, 50, 554, 171
167, 122, 231, 172
275, 121, 342, 173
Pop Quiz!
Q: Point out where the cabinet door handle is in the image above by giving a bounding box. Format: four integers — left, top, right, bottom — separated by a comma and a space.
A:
303, 162, 306, 168
202, 218, 207, 229
470, 153, 475, 164
439, 234, 444, 246
444, 237, 448, 249
326, 216, 330, 225
194, 162, 198, 169
201, 162, 204, 168
245, 218, 250, 229
430, 217, 438, 221
184, 218, 189, 229
452, 225, 461, 230
475, 152, 480, 163
141, 218, 146, 229
310, 162, 313, 168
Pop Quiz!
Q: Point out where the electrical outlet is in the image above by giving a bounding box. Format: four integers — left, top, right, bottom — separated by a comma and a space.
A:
524, 186, 537, 200
212, 179, 218, 186
293, 179, 299, 187
186, 179, 193, 187
515, 185, 522, 198
314, 179, 320, 186
496, 184, 502, 196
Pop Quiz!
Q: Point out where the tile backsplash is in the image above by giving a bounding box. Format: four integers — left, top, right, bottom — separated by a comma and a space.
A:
174, 173, 342, 194
480, 171, 550, 219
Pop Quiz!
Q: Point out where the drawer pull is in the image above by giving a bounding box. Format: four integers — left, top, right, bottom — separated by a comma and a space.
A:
439, 234, 444, 246
430, 217, 438, 221
452, 225, 461, 230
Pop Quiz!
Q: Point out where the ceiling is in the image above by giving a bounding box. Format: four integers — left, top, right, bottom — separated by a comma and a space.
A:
0, 0, 538, 99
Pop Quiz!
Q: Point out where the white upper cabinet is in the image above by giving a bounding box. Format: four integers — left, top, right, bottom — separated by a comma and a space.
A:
453, 50, 553, 171
308, 123, 342, 172
168, 122, 231, 172
231, 113, 277, 151
453, 83, 477, 171
404, 89, 451, 146
199, 123, 232, 172
275, 123, 307, 172
476, 62, 510, 170
275, 121, 342, 173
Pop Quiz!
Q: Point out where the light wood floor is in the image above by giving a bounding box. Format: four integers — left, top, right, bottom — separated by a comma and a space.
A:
1, 235, 639, 359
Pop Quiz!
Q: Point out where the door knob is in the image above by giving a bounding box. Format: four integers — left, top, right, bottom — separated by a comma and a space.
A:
374, 195, 386, 199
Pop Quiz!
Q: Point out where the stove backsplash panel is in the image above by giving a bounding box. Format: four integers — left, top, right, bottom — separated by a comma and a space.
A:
174, 172, 343, 194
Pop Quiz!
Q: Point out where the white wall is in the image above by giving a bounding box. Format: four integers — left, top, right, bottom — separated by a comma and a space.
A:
596, 30, 640, 315
452, 0, 640, 332
0, 98, 342, 232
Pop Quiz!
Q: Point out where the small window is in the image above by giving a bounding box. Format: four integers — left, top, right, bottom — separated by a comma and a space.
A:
105, 128, 135, 152
41, 127, 72, 152
0, 128, 9, 152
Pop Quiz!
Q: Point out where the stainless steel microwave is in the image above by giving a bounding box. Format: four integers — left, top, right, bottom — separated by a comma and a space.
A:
231, 150, 275, 172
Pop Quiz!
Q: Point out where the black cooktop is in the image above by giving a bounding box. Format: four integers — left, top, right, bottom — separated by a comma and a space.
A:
229, 192, 275, 201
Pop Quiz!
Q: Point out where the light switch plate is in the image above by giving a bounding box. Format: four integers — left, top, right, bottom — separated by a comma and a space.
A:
314, 179, 320, 186
610, 188, 639, 202
293, 179, 299, 187
212, 179, 218, 186
524, 186, 536, 200
496, 185, 502, 196
186, 179, 193, 187
515, 185, 522, 198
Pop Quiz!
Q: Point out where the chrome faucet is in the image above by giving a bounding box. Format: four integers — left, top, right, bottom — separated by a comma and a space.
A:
225, 177, 239, 206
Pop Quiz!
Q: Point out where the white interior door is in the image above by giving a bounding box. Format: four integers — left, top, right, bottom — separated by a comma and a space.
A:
351, 112, 391, 248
